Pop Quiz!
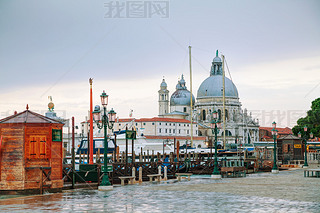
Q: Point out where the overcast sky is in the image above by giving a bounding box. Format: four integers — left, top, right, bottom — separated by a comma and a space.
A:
0, 0, 319, 128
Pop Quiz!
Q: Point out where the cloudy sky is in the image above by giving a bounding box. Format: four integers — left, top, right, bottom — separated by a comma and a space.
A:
0, 0, 319, 128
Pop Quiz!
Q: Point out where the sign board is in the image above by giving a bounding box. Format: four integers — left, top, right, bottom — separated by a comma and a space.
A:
294, 144, 302, 148
126, 130, 137, 140
52, 129, 62, 141
102, 165, 113, 172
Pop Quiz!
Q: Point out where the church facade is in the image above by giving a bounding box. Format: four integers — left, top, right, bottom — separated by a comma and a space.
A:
158, 51, 259, 146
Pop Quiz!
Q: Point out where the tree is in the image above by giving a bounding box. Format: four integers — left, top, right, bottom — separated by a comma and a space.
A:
292, 98, 320, 138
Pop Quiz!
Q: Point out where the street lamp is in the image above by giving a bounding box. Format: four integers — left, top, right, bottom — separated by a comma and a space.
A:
210, 110, 222, 179
298, 126, 313, 168
271, 121, 279, 173
92, 90, 116, 191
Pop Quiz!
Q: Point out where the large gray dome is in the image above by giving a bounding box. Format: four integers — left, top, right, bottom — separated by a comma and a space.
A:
197, 75, 239, 98
170, 90, 195, 106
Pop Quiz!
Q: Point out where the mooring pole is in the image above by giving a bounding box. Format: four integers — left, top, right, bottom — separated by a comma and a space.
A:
72, 117, 75, 189
132, 127, 135, 166
125, 126, 128, 175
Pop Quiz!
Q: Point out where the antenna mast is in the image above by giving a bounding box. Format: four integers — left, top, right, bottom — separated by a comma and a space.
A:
222, 55, 226, 149
189, 46, 193, 148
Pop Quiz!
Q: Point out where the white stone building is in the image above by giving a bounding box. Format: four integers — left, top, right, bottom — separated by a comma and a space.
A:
157, 50, 259, 146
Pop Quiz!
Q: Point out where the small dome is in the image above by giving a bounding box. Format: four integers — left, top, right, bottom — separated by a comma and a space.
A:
197, 75, 239, 98
213, 56, 222, 62
170, 74, 195, 106
160, 79, 167, 90
170, 90, 195, 106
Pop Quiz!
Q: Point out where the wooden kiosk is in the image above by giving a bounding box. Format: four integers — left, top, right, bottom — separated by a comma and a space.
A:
0, 105, 64, 194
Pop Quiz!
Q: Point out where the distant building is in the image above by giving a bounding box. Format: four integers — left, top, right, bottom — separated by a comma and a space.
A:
158, 50, 260, 146
81, 117, 207, 149
259, 127, 292, 142
158, 75, 195, 120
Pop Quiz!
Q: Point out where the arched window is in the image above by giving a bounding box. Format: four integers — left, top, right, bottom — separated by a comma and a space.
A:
202, 110, 206, 121
222, 130, 232, 137
225, 109, 228, 120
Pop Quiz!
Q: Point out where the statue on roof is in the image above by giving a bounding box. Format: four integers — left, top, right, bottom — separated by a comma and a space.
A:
48, 96, 54, 112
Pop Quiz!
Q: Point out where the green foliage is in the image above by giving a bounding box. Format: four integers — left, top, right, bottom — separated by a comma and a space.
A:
292, 98, 320, 138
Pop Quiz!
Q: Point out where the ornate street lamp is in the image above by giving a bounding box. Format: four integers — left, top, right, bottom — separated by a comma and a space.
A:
298, 126, 313, 167
271, 121, 279, 173
92, 90, 116, 191
210, 110, 221, 179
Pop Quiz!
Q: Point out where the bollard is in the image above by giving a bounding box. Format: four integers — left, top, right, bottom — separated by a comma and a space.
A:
132, 167, 136, 179
158, 165, 161, 175
139, 167, 143, 183
164, 166, 168, 181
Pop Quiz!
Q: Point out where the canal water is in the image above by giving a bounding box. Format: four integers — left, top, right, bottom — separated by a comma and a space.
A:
0, 169, 319, 212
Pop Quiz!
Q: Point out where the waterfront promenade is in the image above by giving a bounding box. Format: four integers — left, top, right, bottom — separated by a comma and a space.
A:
0, 168, 319, 212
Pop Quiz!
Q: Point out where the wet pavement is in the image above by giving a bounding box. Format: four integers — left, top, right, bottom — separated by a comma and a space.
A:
0, 168, 319, 212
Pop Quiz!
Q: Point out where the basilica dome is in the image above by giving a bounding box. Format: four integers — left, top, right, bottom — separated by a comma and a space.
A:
170, 74, 195, 106
197, 75, 238, 99
170, 90, 195, 106
197, 50, 238, 99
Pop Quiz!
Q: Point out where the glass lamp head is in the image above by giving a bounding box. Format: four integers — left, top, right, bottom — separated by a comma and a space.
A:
100, 90, 109, 106
310, 132, 313, 139
212, 110, 218, 119
298, 131, 302, 138
108, 108, 117, 123
92, 105, 101, 121
210, 121, 214, 129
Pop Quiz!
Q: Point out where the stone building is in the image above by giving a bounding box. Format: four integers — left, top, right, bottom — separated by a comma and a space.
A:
158, 51, 260, 146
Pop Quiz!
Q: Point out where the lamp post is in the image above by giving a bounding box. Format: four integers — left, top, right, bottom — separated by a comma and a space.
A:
271, 121, 279, 174
210, 110, 222, 179
298, 126, 313, 168
92, 90, 116, 191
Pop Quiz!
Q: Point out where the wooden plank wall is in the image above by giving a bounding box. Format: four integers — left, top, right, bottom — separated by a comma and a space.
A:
0, 125, 25, 190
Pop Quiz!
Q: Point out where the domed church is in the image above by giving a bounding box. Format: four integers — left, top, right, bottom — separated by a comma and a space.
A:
195, 50, 259, 145
158, 50, 259, 146
159, 74, 195, 120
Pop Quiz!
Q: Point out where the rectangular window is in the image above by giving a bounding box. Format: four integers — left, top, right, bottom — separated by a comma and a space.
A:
178, 130, 181, 134
159, 129, 161, 133
173, 129, 175, 134
165, 129, 167, 133
166, 123, 167, 126
184, 107, 187, 112
169, 129, 171, 133
187, 130, 189, 134
28, 136, 49, 159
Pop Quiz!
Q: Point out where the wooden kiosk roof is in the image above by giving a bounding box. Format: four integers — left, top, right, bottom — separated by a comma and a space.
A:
0, 108, 63, 124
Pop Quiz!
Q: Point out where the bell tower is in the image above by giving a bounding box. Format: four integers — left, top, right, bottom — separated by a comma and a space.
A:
158, 78, 169, 116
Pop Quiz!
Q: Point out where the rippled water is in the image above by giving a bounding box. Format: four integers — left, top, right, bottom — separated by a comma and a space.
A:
0, 169, 319, 213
